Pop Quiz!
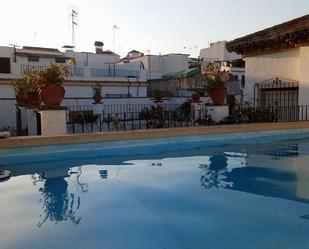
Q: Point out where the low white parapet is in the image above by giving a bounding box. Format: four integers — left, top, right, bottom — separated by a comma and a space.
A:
26, 108, 38, 136
191, 103, 204, 121
206, 105, 229, 123
39, 108, 67, 136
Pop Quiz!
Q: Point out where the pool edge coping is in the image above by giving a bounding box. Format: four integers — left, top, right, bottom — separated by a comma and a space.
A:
1, 121, 309, 149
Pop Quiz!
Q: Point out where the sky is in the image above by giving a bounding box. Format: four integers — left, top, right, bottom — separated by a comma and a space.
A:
1, 0, 309, 57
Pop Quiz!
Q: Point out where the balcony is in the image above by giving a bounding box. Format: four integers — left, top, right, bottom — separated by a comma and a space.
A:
90, 68, 140, 78
20, 65, 85, 77
20, 65, 47, 74
19, 65, 142, 80
70, 67, 84, 77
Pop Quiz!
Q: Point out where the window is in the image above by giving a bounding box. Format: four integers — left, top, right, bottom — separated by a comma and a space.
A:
55, 57, 66, 63
28, 56, 39, 62
0, 57, 11, 73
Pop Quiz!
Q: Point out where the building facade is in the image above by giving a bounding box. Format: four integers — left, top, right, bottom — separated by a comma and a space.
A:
200, 41, 242, 63
227, 15, 309, 108
0, 42, 149, 129
130, 53, 189, 80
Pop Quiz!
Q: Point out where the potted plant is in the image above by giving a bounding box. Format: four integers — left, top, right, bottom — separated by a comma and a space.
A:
205, 77, 227, 105
39, 64, 70, 108
10, 78, 28, 106
203, 64, 227, 105
151, 89, 166, 104
24, 69, 42, 107
92, 82, 103, 104
10, 70, 41, 107
191, 92, 201, 103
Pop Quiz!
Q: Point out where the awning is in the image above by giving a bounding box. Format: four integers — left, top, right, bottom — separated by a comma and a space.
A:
162, 67, 200, 80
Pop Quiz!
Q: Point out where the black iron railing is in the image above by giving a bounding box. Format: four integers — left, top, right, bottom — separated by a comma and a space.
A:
66, 103, 205, 134
65, 104, 309, 134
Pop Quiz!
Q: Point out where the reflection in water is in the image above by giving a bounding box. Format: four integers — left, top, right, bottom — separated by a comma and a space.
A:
150, 161, 163, 167
199, 144, 309, 203
300, 214, 309, 221
36, 167, 83, 228
263, 144, 299, 160
99, 169, 108, 179
200, 154, 233, 189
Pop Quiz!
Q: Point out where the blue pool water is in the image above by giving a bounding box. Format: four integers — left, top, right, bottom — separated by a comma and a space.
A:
1, 129, 309, 249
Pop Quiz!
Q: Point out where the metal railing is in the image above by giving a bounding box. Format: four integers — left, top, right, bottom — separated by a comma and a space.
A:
20, 65, 47, 74
20, 65, 84, 77
66, 103, 201, 134
20, 65, 140, 79
90, 68, 110, 77
90, 68, 140, 78
70, 67, 84, 77
65, 104, 309, 135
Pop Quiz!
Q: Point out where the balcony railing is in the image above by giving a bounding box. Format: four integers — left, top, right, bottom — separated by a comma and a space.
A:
70, 67, 84, 77
90, 68, 110, 77
90, 68, 140, 78
19, 65, 141, 79
20, 65, 47, 74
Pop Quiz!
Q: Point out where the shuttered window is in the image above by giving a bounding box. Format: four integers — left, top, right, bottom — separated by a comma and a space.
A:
0, 57, 11, 73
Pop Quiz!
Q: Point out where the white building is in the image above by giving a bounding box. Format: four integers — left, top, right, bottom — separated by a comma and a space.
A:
200, 41, 242, 63
0, 41, 148, 129
227, 14, 309, 109
200, 41, 244, 81
130, 53, 189, 80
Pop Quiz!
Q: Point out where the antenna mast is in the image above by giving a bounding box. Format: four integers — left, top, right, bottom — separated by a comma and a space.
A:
113, 25, 120, 53
71, 7, 78, 50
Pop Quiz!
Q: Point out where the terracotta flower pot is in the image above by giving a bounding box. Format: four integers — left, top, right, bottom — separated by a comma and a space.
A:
40, 85, 65, 108
93, 94, 103, 104
25, 92, 41, 108
208, 88, 227, 105
16, 95, 28, 106
191, 93, 201, 103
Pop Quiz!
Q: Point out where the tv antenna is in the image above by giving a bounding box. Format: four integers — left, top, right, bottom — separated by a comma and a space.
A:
71, 7, 78, 50
113, 25, 120, 53
8, 43, 20, 63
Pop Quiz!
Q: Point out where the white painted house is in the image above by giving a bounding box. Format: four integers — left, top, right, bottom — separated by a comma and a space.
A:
227, 15, 309, 108
130, 53, 189, 80
200, 41, 244, 84
200, 41, 242, 63
0, 42, 148, 129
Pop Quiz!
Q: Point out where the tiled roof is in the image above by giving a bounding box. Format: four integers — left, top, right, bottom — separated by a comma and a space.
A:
227, 15, 309, 56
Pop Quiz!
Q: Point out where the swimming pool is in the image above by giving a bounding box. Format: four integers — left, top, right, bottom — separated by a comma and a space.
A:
0, 129, 309, 249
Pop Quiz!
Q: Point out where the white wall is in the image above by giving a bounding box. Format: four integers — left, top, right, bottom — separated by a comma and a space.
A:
245, 48, 300, 104
162, 54, 189, 75
0, 80, 191, 130
64, 84, 147, 99
64, 50, 120, 67
132, 54, 189, 80
0, 82, 147, 129
299, 47, 309, 106
200, 41, 241, 62
0, 84, 18, 128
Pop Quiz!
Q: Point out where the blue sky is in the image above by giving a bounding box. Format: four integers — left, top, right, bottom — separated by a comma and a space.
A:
1, 0, 309, 57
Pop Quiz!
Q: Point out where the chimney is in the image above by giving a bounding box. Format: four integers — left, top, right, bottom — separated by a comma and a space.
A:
94, 41, 104, 54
